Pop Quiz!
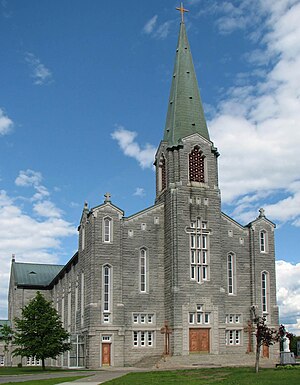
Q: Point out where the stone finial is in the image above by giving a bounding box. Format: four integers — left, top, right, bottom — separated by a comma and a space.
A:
12, 254, 15, 262
104, 192, 111, 203
83, 201, 89, 212
258, 208, 265, 218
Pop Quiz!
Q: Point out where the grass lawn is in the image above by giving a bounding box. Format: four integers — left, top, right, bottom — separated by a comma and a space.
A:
0, 376, 87, 385
104, 367, 300, 385
0, 367, 88, 375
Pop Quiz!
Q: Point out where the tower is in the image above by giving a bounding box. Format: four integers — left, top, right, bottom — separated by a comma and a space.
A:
155, 14, 223, 355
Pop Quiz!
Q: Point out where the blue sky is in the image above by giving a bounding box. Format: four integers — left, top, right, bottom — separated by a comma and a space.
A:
0, 0, 300, 334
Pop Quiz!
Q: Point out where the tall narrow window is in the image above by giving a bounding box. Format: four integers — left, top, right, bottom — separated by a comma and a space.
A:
260, 230, 267, 253
103, 265, 110, 312
61, 289, 65, 327
262, 271, 269, 314
67, 283, 72, 330
103, 265, 112, 323
158, 155, 166, 192
227, 253, 236, 295
189, 219, 209, 283
75, 276, 79, 322
189, 146, 205, 183
140, 248, 147, 293
103, 217, 112, 243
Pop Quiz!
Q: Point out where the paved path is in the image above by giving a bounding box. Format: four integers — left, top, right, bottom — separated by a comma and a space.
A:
0, 369, 132, 385
57, 369, 130, 385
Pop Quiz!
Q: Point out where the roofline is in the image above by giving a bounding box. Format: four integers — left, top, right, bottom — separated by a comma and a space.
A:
124, 202, 164, 221
48, 252, 79, 287
246, 217, 276, 228
15, 285, 50, 290
13, 261, 64, 267
91, 202, 124, 216
221, 212, 247, 231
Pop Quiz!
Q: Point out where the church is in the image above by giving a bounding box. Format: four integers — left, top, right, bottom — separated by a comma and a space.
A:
5, 10, 278, 368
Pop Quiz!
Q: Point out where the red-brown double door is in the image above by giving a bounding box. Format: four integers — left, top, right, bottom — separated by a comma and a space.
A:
189, 328, 210, 353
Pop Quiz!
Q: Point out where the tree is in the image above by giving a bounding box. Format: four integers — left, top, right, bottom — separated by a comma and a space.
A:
289, 335, 300, 356
13, 291, 70, 370
0, 323, 13, 367
277, 324, 294, 352
252, 307, 277, 373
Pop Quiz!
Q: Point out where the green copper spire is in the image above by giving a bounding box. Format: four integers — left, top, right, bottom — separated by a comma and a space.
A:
163, 21, 210, 147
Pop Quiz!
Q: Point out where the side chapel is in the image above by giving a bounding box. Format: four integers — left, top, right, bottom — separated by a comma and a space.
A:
6, 7, 278, 368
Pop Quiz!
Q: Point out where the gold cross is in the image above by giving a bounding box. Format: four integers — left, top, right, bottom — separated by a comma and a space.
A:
176, 2, 189, 23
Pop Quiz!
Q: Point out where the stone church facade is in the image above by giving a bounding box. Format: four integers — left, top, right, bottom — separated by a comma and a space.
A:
6, 19, 278, 368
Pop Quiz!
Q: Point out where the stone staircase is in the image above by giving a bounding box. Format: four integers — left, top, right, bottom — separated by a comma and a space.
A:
133, 354, 164, 368
153, 353, 279, 369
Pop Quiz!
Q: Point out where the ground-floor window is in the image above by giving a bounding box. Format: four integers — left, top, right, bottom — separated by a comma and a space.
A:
225, 330, 242, 346
133, 331, 154, 347
0, 355, 4, 366
69, 334, 85, 367
26, 357, 41, 366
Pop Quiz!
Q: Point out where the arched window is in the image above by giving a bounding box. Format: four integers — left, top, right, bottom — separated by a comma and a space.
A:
140, 248, 147, 293
260, 230, 267, 253
189, 146, 205, 183
103, 217, 112, 243
158, 155, 166, 192
261, 271, 269, 314
103, 264, 112, 323
227, 253, 236, 295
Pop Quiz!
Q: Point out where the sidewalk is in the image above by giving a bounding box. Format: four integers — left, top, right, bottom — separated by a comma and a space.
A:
56, 368, 141, 385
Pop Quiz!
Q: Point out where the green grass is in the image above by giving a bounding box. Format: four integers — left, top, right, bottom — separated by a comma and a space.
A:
104, 367, 300, 385
0, 376, 87, 385
0, 367, 87, 375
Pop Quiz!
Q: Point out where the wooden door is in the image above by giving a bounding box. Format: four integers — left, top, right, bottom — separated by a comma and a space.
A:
102, 343, 111, 366
262, 344, 269, 358
189, 328, 210, 353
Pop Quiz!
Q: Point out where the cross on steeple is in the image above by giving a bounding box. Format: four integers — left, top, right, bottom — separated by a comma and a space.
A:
176, 2, 189, 23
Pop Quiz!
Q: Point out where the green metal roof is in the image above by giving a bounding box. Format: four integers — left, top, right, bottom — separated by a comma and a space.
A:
12, 262, 64, 287
163, 22, 209, 147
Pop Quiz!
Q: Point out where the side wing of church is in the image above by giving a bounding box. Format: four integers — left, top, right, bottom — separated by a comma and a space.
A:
5, 18, 279, 369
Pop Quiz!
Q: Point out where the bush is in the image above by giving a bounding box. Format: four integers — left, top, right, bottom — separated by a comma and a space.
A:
17, 363, 22, 368
276, 365, 300, 370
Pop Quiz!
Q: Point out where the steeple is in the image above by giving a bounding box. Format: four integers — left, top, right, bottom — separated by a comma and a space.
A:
163, 18, 210, 147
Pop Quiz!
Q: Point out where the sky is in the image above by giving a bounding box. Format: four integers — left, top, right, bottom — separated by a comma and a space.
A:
0, 0, 299, 335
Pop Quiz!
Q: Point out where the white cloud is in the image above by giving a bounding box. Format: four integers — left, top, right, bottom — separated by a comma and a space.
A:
25, 52, 52, 85
15, 169, 50, 201
33, 200, 63, 218
142, 15, 173, 40
206, 1, 300, 228
111, 126, 156, 169
276, 260, 300, 335
154, 21, 173, 40
143, 15, 158, 34
0, 108, 13, 135
0, 181, 76, 318
15, 169, 42, 187
133, 187, 145, 197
